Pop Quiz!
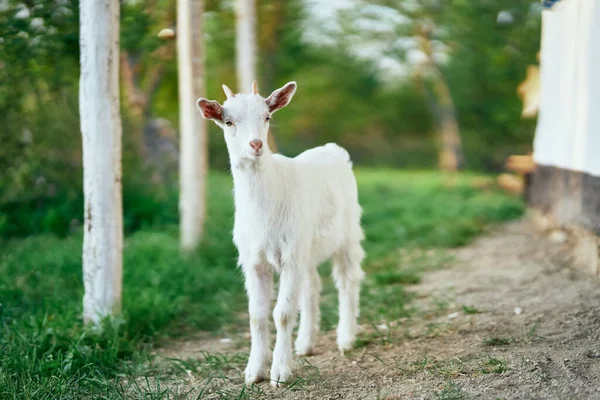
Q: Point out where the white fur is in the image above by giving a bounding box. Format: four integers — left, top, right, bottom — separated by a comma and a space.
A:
197, 82, 365, 387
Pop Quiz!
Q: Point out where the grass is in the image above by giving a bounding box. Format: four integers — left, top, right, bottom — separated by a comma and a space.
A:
462, 305, 482, 315
481, 357, 508, 374
483, 337, 513, 347
436, 381, 468, 400
0, 169, 524, 398
401, 355, 471, 379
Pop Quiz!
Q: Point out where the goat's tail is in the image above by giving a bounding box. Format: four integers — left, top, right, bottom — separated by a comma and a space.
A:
324, 143, 353, 167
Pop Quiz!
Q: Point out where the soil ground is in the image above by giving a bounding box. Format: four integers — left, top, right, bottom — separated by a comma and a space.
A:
156, 220, 600, 399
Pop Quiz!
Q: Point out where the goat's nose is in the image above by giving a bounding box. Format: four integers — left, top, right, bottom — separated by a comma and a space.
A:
249, 139, 263, 151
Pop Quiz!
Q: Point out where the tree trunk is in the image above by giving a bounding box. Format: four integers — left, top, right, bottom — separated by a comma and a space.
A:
236, 0, 278, 152
79, 0, 123, 325
177, 0, 207, 251
432, 70, 463, 172
259, 0, 282, 96
235, 0, 257, 93
416, 27, 464, 172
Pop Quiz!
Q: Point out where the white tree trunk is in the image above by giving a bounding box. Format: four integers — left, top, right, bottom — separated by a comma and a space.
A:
79, 0, 123, 325
236, 0, 257, 92
178, 0, 208, 251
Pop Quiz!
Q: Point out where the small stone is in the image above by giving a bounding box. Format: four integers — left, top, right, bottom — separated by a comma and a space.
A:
549, 229, 568, 244
514, 307, 523, 315
586, 350, 600, 359
448, 312, 460, 319
219, 338, 232, 344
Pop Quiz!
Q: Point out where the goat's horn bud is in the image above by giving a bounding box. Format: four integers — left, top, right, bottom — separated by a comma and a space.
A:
222, 84, 235, 99
252, 80, 258, 95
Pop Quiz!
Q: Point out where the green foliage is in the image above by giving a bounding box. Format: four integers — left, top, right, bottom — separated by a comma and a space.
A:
357, 170, 524, 259
441, 1, 541, 168
0, 170, 524, 398
341, 0, 542, 169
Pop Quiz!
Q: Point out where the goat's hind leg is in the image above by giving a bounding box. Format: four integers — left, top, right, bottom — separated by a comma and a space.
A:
295, 266, 321, 356
243, 264, 273, 384
333, 242, 365, 354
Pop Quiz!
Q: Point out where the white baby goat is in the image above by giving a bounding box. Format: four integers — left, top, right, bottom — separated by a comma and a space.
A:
197, 81, 365, 387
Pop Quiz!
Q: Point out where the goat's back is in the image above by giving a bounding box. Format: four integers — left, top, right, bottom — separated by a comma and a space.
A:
291, 143, 363, 263
294, 142, 352, 168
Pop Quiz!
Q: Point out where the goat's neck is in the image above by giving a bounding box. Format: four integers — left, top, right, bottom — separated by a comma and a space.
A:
231, 152, 281, 207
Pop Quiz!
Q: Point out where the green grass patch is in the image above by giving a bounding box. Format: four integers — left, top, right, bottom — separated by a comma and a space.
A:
481, 357, 508, 374
483, 337, 513, 347
0, 169, 524, 398
462, 305, 482, 315
436, 381, 469, 400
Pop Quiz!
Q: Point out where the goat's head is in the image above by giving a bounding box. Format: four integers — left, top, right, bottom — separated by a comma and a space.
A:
196, 81, 297, 165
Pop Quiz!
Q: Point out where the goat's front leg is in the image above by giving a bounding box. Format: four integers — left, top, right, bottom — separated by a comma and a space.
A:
270, 265, 301, 387
243, 264, 273, 384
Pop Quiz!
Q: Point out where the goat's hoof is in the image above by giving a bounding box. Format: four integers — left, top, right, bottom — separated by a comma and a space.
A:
337, 325, 358, 355
294, 338, 315, 356
245, 363, 267, 385
336, 331, 356, 355
295, 347, 314, 357
269, 363, 292, 388
245, 372, 266, 385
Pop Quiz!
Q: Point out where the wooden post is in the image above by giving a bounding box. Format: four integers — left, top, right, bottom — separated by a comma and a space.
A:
235, 0, 257, 93
79, 0, 123, 325
177, 0, 208, 252
235, 0, 278, 151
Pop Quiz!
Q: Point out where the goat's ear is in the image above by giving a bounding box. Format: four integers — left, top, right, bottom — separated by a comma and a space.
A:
265, 81, 297, 113
196, 98, 224, 123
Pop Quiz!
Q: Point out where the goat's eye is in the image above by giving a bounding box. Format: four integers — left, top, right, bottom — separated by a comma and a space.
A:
225, 120, 233, 126
265, 116, 271, 122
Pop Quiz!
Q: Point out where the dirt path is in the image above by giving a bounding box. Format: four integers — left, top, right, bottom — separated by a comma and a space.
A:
157, 220, 600, 399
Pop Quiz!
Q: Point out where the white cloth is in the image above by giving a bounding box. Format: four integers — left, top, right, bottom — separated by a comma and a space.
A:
533, 0, 600, 177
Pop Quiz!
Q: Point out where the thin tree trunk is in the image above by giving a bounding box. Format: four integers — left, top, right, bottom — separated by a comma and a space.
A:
416, 27, 464, 172
432, 69, 463, 172
120, 52, 145, 115
178, 0, 207, 251
261, 0, 282, 152
236, 0, 278, 152
235, 0, 257, 93
80, 0, 123, 325
260, 0, 282, 96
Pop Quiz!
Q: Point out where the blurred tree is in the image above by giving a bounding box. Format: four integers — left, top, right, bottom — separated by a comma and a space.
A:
338, 0, 541, 170
440, 0, 541, 170
339, 0, 464, 171
235, 0, 278, 151
79, 0, 123, 325
235, 0, 257, 93
177, 0, 208, 252
121, 1, 180, 185
256, 0, 305, 91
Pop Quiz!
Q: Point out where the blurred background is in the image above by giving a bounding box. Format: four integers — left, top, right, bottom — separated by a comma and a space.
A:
0, 0, 540, 238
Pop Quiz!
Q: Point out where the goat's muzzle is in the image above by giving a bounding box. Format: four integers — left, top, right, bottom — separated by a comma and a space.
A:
250, 139, 263, 156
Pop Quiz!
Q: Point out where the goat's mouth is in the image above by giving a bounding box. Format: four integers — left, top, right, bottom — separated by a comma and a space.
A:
248, 149, 263, 158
